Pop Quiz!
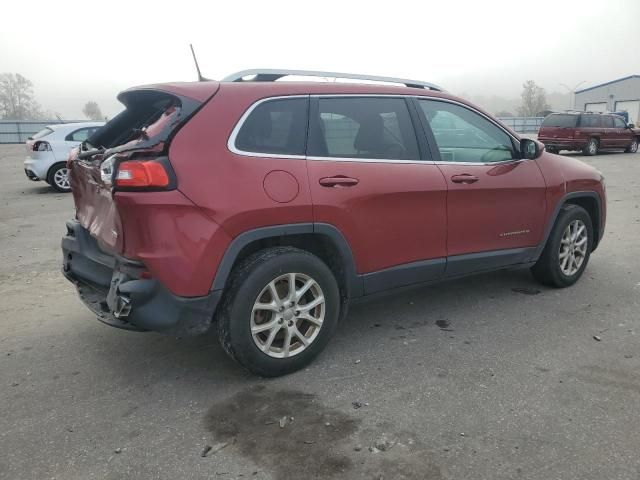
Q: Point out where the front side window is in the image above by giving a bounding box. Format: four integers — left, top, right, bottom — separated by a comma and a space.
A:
234, 97, 308, 156
613, 116, 626, 128
308, 97, 419, 160
418, 100, 516, 163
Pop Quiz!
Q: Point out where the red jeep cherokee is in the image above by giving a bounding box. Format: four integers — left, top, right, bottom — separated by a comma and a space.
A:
538, 112, 639, 155
62, 70, 606, 377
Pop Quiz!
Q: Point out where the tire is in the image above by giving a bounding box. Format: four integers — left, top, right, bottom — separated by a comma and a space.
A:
625, 137, 639, 153
582, 138, 598, 156
546, 147, 558, 154
217, 246, 340, 377
47, 163, 72, 193
531, 204, 593, 288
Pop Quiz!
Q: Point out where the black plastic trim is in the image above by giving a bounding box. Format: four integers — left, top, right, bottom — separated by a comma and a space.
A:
535, 191, 603, 258
445, 247, 537, 277
363, 258, 445, 295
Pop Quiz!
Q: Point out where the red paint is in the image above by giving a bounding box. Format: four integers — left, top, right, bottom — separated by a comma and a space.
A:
69, 80, 607, 298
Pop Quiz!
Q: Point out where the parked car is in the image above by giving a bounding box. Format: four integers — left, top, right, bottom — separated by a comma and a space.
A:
24, 122, 105, 192
61, 70, 606, 377
538, 112, 639, 155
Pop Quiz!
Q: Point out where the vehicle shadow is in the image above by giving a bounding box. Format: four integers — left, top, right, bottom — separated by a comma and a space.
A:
77, 266, 544, 387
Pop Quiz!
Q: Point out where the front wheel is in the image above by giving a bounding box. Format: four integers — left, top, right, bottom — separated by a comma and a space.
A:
625, 138, 638, 153
217, 247, 340, 377
47, 163, 72, 193
531, 205, 593, 288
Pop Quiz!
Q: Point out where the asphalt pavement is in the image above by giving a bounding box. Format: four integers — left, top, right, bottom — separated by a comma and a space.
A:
1, 144, 639, 480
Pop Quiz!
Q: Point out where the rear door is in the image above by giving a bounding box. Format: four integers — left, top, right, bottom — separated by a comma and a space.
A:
306, 96, 447, 293
414, 98, 546, 275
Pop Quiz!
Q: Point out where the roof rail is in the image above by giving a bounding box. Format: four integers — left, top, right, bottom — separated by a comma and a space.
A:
222, 69, 445, 92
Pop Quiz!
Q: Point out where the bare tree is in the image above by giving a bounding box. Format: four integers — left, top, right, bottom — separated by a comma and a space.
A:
82, 101, 104, 121
518, 80, 551, 117
0, 73, 43, 120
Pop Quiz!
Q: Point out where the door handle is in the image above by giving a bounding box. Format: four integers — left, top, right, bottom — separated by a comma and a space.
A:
319, 176, 359, 187
451, 174, 479, 184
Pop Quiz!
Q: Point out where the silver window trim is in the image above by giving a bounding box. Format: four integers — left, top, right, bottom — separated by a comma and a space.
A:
227, 93, 523, 165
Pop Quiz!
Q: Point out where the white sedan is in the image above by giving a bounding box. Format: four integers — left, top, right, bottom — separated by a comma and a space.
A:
24, 122, 104, 192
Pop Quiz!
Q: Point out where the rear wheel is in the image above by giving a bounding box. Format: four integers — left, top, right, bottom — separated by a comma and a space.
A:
582, 138, 598, 156
625, 138, 638, 153
531, 204, 593, 288
217, 247, 340, 377
47, 163, 71, 192
546, 147, 559, 154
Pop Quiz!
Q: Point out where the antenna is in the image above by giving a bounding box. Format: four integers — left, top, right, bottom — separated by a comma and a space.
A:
189, 44, 209, 82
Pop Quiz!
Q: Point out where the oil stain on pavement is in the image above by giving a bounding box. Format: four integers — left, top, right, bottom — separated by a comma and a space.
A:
205, 385, 444, 479
205, 385, 358, 478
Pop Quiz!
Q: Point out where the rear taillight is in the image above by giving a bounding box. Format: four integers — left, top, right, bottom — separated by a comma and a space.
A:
115, 160, 170, 188
34, 141, 51, 151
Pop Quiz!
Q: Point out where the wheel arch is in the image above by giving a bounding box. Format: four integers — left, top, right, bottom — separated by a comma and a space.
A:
46, 161, 68, 180
536, 191, 603, 259
211, 223, 363, 315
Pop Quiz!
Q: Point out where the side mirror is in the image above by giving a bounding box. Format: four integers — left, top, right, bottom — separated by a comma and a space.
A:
520, 138, 542, 159
628, 123, 636, 128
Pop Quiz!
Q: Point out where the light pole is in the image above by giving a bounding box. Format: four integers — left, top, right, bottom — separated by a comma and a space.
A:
560, 81, 586, 110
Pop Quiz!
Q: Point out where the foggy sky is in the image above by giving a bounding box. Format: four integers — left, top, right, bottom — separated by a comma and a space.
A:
1, 0, 638, 119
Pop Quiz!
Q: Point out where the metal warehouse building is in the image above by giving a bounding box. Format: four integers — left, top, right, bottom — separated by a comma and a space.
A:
574, 75, 640, 124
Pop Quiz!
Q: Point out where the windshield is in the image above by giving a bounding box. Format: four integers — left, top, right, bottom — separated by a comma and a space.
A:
542, 114, 578, 128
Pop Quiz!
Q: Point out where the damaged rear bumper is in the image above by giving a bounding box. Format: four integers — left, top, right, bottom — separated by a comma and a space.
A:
61, 219, 221, 335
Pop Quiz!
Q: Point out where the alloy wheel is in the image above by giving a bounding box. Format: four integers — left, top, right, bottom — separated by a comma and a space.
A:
54, 168, 70, 190
558, 219, 588, 276
630, 139, 638, 153
588, 140, 597, 155
250, 273, 325, 358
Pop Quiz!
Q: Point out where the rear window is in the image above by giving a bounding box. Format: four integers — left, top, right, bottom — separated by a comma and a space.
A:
234, 98, 308, 156
541, 114, 578, 128
30, 127, 53, 140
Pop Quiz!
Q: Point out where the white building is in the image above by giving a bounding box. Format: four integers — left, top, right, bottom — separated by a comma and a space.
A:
574, 75, 640, 124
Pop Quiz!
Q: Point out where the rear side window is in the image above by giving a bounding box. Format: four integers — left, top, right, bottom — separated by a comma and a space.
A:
541, 114, 578, 128
580, 115, 601, 128
602, 116, 614, 128
234, 97, 308, 156
31, 127, 53, 140
308, 97, 419, 160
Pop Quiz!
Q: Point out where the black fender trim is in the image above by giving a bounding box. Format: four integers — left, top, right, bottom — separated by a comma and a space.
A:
210, 223, 364, 298
534, 190, 603, 260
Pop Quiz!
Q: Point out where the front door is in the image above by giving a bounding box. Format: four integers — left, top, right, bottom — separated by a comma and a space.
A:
414, 98, 547, 275
612, 115, 633, 148
306, 96, 448, 294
